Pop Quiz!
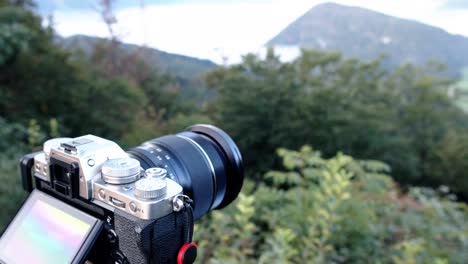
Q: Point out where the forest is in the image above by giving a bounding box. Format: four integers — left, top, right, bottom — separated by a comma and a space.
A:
0, 1, 467, 263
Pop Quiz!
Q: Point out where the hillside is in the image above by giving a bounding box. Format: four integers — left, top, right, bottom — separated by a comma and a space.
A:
267, 2, 468, 76
57, 35, 217, 79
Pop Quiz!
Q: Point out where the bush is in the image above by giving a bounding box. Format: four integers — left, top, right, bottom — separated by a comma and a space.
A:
207, 50, 468, 198
194, 146, 468, 263
0, 153, 27, 231
0, 118, 41, 231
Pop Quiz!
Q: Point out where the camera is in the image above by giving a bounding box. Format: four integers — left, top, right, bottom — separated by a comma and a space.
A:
0, 124, 244, 264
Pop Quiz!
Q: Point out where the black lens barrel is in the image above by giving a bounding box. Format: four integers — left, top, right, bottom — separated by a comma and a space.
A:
187, 125, 244, 209
127, 125, 244, 220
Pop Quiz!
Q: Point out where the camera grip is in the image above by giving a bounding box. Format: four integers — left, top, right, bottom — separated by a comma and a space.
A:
20, 152, 42, 192
114, 205, 194, 264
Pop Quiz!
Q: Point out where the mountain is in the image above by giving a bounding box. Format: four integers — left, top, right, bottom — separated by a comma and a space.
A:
57, 35, 217, 79
267, 2, 468, 76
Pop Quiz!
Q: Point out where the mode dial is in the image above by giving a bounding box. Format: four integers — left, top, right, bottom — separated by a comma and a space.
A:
102, 158, 141, 184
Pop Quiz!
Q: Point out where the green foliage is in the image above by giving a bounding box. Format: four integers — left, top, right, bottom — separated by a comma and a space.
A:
160, 113, 213, 134
0, 3, 467, 263
0, 4, 78, 129
120, 113, 213, 147
195, 191, 257, 263
0, 119, 29, 231
0, 153, 27, 231
453, 67, 468, 112
195, 147, 468, 263
207, 49, 468, 197
27, 119, 41, 148
0, 3, 181, 143
49, 118, 59, 138
0, 117, 27, 154
69, 76, 146, 140
431, 131, 468, 195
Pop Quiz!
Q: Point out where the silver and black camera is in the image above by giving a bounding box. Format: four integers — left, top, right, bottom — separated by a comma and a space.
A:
0, 125, 244, 264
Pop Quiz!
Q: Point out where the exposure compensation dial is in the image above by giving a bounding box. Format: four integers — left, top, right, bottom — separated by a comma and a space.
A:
134, 168, 168, 199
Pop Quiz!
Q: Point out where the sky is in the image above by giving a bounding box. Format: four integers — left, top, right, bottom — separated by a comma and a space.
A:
41, 0, 468, 64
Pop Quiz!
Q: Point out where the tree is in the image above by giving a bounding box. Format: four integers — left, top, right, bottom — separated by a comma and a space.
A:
206, 49, 468, 198
206, 49, 302, 177
0, 2, 148, 141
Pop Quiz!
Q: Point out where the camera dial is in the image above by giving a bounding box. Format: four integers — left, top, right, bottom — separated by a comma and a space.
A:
134, 176, 167, 199
101, 158, 141, 185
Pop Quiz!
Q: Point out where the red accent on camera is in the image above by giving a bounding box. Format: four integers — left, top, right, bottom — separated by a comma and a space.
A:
177, 242, 198, 264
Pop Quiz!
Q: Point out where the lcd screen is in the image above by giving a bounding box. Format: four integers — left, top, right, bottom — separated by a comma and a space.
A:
0, 190, 101, 264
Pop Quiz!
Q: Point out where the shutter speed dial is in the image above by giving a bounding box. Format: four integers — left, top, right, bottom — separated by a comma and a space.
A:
102, 158, 141, 184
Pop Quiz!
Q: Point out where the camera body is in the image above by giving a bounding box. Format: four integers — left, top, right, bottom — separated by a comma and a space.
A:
3, 124, 244, 264
33, 135, 184, 220
22, 135, 195, 263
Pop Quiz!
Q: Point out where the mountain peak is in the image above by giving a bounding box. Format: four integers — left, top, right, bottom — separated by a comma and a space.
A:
305, 2, 386, 16
311, 2, 360, 10
267, 3, 468, 75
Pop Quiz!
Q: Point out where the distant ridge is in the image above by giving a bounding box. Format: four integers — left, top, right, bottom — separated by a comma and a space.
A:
57, 35, 217, 79
267, 2, 468, 75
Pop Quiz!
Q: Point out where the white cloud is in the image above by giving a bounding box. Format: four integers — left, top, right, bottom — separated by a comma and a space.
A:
52, 0, 468, 64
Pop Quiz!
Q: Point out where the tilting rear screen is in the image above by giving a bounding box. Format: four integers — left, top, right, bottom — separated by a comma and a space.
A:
0, 190, 100, 264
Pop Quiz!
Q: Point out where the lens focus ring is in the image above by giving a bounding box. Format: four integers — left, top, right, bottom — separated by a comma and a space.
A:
127, 124, 244, 220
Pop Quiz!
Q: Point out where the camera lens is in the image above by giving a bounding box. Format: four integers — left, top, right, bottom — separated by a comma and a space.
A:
127, 124, 244, 220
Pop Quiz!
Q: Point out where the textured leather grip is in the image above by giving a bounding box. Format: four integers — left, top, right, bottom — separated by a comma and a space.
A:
114, 204, 194, 264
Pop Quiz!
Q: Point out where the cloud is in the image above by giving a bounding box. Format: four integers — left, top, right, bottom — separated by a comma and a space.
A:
52, 0, 468, 64
442, 0, 468, 10
54, 0, 317, 63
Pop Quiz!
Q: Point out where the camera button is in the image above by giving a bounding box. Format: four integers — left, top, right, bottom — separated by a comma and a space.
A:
129, 202, 137, 212
98, 189, 106, 199
87, 159, 95, 167
110, 197, 126, 208
122, 185, 133, 191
